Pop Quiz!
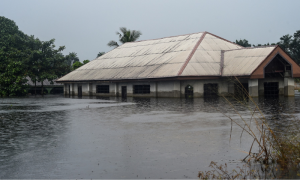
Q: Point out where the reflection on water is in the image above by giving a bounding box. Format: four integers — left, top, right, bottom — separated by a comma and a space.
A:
204, 96, 219, 103
0, 94, 300, 178
96, 96, 111, 100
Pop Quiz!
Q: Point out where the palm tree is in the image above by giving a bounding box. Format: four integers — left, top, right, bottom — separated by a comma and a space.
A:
65, 52, 79, 67
107, 27, 142, 48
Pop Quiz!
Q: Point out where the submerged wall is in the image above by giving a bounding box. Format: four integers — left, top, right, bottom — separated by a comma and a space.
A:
63, 77, 295, 98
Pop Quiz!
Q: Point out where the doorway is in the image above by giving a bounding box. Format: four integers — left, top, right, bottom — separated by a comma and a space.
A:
122, 86, 127, 98
185, 85, 193, 98
264, 82, 279, 97
78, 86, 82, 97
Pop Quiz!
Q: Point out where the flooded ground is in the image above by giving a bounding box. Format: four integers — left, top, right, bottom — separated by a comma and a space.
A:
1, 93, 300, 179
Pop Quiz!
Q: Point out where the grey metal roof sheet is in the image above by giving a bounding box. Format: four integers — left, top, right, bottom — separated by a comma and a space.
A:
222, 46, 276, 76
57, 32, 276, 82
181, 33, 241, 76
58, 32, 204, 81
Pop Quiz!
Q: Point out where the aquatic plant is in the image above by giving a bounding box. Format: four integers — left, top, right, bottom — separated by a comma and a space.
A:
198, 77, 300, 179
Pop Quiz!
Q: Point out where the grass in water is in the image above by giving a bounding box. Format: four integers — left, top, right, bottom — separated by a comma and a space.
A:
198, 77, 300, 179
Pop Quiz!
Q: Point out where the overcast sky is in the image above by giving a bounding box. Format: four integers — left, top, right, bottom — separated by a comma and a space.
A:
1, 0, 299, 61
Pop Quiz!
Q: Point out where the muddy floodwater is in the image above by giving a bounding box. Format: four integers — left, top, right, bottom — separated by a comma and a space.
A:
1, 93, 300, 179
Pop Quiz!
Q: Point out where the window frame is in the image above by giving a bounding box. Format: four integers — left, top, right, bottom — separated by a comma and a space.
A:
133, 85, 150, 94
96, 85, 110, 94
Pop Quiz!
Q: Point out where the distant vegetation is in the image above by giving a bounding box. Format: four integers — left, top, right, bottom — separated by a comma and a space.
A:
235, 30, 300, 64
72, 59, 90, 70
97, 52, 105, 58
0, 16, 90, 96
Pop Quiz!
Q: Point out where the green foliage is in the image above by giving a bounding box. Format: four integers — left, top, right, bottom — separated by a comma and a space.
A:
0, 16, 73, 96
27, 37, 68, 95
72, 61, 83, 70
278, 31, 300, 64
0, 16, 31, 96
65, 52, 79, 67
235, 39, 251, 47
83, 60, 90, 64
97, 52, 105, 58
108, 27, 142, 48
72, 60, 89, 70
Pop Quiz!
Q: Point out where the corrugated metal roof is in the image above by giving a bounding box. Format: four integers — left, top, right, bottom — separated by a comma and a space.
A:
57, 32, 276, 82
222, 47, 276, 76
58, 32, 204, 81
181, 33, 241, 76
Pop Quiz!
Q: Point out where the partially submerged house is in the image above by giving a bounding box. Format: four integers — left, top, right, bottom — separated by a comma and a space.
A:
27, 77, 64, 94
56, 31, 300, 98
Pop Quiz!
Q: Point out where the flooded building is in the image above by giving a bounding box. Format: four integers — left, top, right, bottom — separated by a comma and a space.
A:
56, 31, 300, 98
26, 77, 64, 95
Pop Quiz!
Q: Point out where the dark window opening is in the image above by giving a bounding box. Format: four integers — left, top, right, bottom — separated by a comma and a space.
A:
204, 84, 218, 97
234, 83, 249, 99
133, 85, 150, 94
96, 85, 109, 93
264, 82, 279, 97
185, 85, 193, 98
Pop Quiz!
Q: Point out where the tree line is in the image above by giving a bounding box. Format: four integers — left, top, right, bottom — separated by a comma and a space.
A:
0, 16, 87, 96
235, 30, 300, 64
0, 16, 142, 97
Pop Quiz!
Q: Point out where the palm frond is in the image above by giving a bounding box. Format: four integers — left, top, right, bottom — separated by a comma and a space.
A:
131, 30, 142, 42
119, 27, 128, 34
107, 40, 119, 48
116, 31, 122, 39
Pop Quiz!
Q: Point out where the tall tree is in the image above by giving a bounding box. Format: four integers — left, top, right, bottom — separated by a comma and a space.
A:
0, 16, 31, 96
277, 34, 293, 53
278, 31, 300, 64
36, 39, 66, 94
0, 16, 73, 96
65, 52, 79, 67
108, 27, 142, 48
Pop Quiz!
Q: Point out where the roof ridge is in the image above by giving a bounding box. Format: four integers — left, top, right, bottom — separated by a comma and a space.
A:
177, 32, 207, 76
206, 32, 244, 48
222, 45, 277, 53
125, 31, 206, 44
